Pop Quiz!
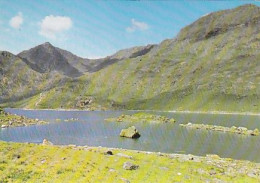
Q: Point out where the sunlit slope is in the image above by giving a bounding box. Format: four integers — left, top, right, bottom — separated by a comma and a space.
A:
2, 4, 260, 112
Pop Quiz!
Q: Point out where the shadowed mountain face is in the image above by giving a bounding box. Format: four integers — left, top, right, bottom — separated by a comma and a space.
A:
18, 42, 83, 77
1, 4, 260, 112
0, 41, 156, 104
17, 42, 156, 76
0, 50, 65, 103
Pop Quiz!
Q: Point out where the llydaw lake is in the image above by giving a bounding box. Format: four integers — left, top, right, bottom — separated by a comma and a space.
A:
1, 109, 260, 162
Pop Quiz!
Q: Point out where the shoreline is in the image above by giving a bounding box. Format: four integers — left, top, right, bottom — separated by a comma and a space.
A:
3, 139, 260, 164
5, 107, 260, 116
54, 143, 256, 163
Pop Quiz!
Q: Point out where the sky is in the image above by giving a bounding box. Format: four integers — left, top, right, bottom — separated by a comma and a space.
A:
0, 0, 260, 58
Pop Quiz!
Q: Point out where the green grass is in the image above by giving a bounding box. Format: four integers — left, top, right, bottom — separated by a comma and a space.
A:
0, 141, 260, 182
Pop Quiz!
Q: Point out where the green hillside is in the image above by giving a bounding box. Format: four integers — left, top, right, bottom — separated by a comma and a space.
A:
1, 4, 260, 112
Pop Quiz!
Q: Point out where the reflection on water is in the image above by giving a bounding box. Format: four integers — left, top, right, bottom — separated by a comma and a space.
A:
1, 109, 260, 162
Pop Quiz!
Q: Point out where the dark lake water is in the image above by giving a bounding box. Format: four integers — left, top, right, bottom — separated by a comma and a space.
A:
1, 109, 260, 162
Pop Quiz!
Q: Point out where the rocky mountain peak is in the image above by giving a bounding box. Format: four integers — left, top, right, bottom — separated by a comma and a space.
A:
17, 43, 83, 77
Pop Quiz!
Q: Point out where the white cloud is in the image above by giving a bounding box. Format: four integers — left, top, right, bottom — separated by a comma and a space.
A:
39, 15, 72, 39
9, 12, 23, 29
126, 19, 149, 33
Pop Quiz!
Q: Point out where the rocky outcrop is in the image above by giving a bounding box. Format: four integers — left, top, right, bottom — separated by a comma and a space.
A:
0, 112, 48, 128
120, 126, 141, 139
76, 96, 94, 108
180, 123, 260, 136
177, 4, 260, 42
106, 112, 176, 123
42, 139, 53, 145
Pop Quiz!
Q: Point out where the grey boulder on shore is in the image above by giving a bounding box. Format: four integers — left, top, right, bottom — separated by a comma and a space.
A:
123, 161, 139, 170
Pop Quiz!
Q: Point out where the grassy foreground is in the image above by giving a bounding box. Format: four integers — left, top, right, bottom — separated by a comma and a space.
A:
0, 141, 260, 182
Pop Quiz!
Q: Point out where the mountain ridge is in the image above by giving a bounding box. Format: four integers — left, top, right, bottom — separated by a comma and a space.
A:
1, 4, 260, 112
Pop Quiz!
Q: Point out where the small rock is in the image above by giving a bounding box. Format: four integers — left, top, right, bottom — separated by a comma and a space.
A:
116, 153, 133, 159
104, 150, 113, 155
120, 178, 130, 183
247, 172, 257, 178
251, 128, 259, 136
123, 162, 139, 170
68, 144, 77, 148
42, 139, 53, 145
157, 152, 164, 156
1, 125, 8, 128
159, 167, 169, 171
209, 170, 217, 175
41, 160, 46, 164
206, 154, 220, 159
197, 168, 207, 175
109, 168, 116, 172
13, 154, 21, 159
237, 127, 247, 131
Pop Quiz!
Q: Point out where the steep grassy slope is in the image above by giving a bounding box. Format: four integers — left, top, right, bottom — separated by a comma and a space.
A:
1, 141, 260, 182
0, 51, 65, 104
1, 4, 260, 112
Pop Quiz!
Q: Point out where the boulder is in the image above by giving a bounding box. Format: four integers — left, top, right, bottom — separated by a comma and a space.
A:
116, 153, 133, 159
250, 128, 259, 136
120, 178, 130, 183
120, 126, 141, 138
237, 127, 247, 131
123, 162, 139, 170
104, 150, 113, 155
1, 125, 8, 128
42, 139, 53, 145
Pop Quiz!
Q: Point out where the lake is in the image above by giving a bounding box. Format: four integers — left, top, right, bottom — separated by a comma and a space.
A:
1, 109, 260, 162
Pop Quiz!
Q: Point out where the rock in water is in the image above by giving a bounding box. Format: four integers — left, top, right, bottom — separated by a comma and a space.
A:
120, 126, 141, 138
251, 128, 259, 136
42, 139, 53, 145
1, 125, 8, 128
123, 162, 139, 170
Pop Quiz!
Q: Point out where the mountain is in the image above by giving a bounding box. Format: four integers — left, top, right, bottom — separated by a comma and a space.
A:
18, 42, 84, 77
0, 50, 65, 103
1, 4, 260, 112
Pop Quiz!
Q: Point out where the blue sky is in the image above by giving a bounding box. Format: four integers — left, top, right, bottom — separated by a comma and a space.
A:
0, 0, 260, 58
